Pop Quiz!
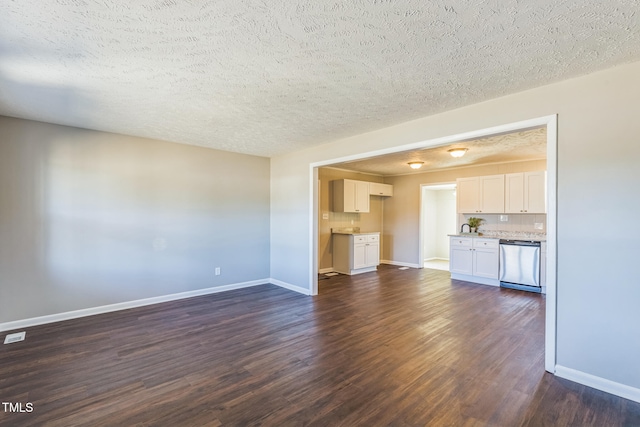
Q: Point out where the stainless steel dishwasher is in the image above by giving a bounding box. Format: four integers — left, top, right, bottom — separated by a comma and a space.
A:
499, 239, 541, 293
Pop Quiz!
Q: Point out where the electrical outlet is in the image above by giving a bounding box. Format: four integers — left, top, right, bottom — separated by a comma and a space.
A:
215, 267, 221, 276
322, 213, 329, 220
534, 222, 544, 230
500, 215, 509, 222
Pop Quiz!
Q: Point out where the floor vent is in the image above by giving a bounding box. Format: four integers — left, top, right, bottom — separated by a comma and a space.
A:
324, 272, 339, 277
4, 332, 26, 344
398, 267, 410, 270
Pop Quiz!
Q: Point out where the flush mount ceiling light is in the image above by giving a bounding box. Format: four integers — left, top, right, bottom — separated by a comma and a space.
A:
448, 148, 468, 158
408, 161, 424, 170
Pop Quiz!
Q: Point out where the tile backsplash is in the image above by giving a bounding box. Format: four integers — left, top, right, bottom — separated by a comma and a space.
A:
459, 213, 546, 234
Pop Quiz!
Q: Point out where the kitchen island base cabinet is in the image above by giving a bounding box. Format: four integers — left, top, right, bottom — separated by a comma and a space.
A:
449, 237, 500, 286
333, 233, 380, 275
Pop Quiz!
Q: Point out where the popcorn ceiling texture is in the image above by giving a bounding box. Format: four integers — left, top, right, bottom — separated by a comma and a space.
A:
1, 1, 639, 157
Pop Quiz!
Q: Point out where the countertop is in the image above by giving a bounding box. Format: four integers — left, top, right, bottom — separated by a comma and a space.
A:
331, 228, 380, 235
448, 232, 546, 242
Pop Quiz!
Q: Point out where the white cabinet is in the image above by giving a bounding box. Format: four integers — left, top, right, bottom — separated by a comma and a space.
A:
333, 233, 380, 275
332, 179, 370, 213
369, 182, 393, 197
456, 175, 505, 213
450, 237, 499, 285
505, 171, 546, 213
450, 237, 473, 275
472, 238, 500, 279
456, 178, 479, 214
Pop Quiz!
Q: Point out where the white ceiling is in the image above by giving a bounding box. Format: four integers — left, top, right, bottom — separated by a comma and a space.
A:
329, 126, 547, 176
1, 1, 639, 157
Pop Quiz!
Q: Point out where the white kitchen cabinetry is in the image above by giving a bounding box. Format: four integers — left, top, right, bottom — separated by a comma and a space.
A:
332, 179, 370, 213
449, 237, 473, 275
505, 171, 547, 213
449, 237, 499, 286
369, 182, 394, 197
333, 233, 380, 275
456, 175, 505, 213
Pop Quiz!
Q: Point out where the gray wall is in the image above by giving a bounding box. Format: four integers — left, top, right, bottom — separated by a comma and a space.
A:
270, 60, 640, 392
0, 116, 270, 323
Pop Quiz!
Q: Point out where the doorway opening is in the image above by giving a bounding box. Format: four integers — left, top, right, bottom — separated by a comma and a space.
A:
310, 115, 557, 373
420, 183, 457, 271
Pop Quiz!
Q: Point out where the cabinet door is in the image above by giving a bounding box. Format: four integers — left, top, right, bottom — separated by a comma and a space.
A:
450, 246, 473, 275
365, 242, 380, 267
369, 182, 393, 196
457, 177, 479, 213
524, 171, 546, 213
353, 243, 368, 269
505, 173, 525, 213
473, 247, 499, 279
479, 175, 505, 213
354, 181, 370, 212
342, 179, 357, 212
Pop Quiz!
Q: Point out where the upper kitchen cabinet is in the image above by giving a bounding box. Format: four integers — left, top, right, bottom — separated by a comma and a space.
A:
505, 171, 547, 213
457, 175, 505, 213
369, 182, 393, 197
332, 179, 370, 213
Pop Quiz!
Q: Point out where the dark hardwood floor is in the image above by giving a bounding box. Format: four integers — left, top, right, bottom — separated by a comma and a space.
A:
2, 264, 639, 426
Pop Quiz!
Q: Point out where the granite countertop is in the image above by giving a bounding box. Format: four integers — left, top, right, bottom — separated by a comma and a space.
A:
449, 231, 546, 242
331, 228, 380, 235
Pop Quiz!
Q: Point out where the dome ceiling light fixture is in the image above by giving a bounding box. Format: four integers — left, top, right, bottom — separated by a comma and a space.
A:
448, 148, 468, 158
408, 161, 424, 170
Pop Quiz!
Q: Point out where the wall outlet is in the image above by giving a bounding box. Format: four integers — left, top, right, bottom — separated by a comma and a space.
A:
534, 222, 544, 230
215, 267, 221, 276
500, 215, 509, 222
322, 212, 329, 220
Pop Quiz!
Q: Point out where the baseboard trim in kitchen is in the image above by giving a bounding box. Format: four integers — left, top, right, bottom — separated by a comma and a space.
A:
318, 267, 334, 274
380, 260, 421, 269
555, 365, 640, 404
0, 278, 272, 333
269, 278, 312, 296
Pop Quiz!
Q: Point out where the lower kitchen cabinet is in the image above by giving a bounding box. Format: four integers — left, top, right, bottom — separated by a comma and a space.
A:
333, 233, 380, 275
449, 236, 499, 286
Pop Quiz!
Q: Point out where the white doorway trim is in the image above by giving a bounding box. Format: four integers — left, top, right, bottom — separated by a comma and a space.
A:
309, 114, 558, 373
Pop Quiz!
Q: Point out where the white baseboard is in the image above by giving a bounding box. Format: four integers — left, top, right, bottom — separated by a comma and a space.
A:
424, 257, 449, 262
0, 279, 271, 333
318, 267, 334, 274
555, 365, 640, 403
380, 260, 421, 269
269, 278, 312, 296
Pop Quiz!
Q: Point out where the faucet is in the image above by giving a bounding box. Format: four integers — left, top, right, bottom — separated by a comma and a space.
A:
460, 223, 471, 233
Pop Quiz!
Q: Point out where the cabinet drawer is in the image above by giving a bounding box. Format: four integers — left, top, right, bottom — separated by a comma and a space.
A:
366, 234, 379, 243
473, 238, 499, 249
450, 237, 472, 248
353, 235, 367, 244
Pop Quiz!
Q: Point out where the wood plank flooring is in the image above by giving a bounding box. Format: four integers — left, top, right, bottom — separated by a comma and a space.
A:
2, 265, 639, 426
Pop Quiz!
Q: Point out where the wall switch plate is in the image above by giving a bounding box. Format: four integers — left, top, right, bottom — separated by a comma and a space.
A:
534, 222, 544, 230
215, 267, 221, 276
500, 215, 509, 221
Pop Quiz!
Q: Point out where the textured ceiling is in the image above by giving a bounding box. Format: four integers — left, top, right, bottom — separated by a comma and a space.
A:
1, 1, 639, 157
329, 127, 547, 176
